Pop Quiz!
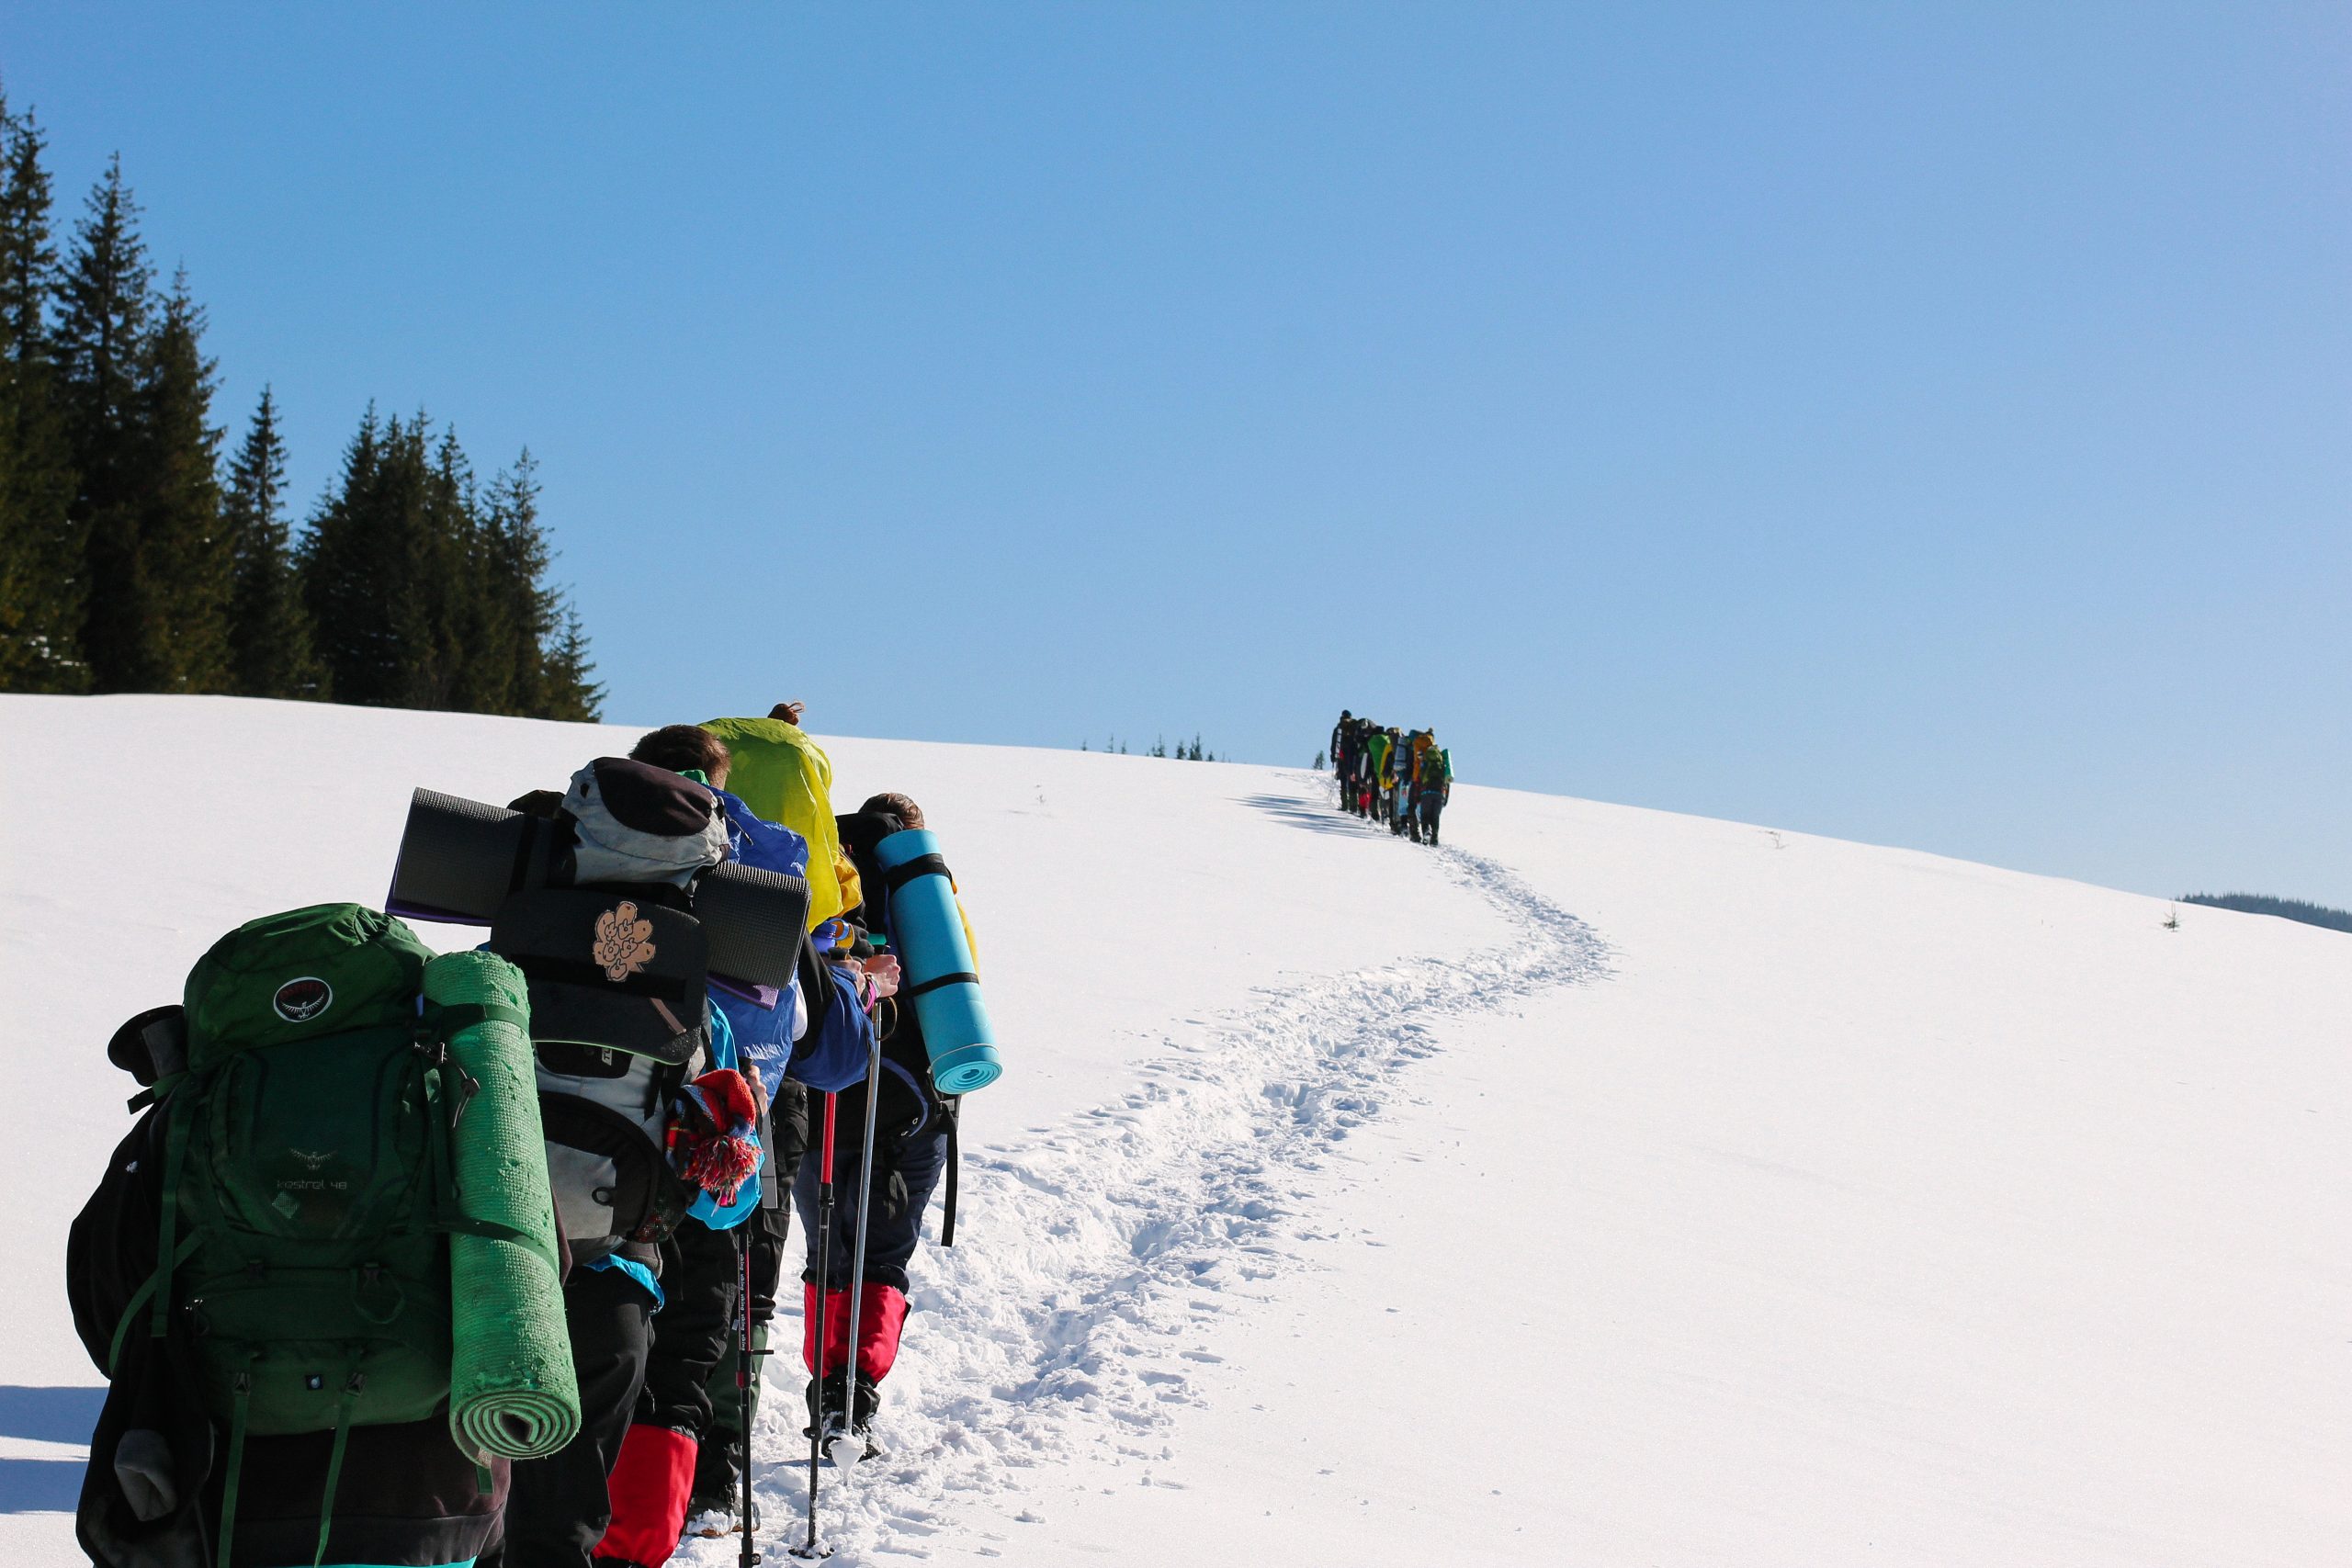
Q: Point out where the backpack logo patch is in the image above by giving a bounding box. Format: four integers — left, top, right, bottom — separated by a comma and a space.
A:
272, 976, 334, 1023
593, 900, 657, 983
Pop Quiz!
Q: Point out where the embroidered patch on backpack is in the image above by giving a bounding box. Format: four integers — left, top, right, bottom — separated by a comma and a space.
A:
593, 900, 657, 983
272, 976, 334, 1022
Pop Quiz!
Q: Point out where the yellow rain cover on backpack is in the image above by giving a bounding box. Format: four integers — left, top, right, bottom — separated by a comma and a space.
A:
700, 716, 844, 930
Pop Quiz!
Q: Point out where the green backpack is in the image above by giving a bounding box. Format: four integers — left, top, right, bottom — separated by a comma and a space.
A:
110, 904, 501, 1562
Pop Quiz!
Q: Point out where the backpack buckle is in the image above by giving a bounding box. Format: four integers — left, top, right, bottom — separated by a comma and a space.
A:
354, 1264, 406, 1326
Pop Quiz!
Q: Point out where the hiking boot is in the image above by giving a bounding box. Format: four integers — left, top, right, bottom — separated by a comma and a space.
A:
802, 1371, 881, 1439
684, 1495, 754, 1538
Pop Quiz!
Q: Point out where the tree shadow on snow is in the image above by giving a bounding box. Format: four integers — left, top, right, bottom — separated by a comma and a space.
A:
1236, 791, 1387, 838
0, 1386, 101, 1513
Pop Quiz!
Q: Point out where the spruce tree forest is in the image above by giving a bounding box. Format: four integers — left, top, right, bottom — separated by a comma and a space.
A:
0, 91, 601, 717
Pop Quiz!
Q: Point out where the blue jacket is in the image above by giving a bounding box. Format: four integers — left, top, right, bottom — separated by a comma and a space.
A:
711, 788, 875, 1096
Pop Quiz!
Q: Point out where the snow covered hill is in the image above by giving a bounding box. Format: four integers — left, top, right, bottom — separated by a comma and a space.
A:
2, 694, 2344, 1566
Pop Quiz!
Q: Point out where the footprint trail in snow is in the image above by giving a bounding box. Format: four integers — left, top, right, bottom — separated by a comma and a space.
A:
690, 791, 1611, 1563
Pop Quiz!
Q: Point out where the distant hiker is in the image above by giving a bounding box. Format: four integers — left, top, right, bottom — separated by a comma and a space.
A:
1363, 726, 1393, 824
1384, 729, 1405, 835
1329, 710, 1354, 804
1339, 717, 1363, 815
1399, 730, 1431, 842
70, 909, 560, 1568
1415, 735, 1452, 845
804, 791, 971, 1456
490, 758, 769, 1568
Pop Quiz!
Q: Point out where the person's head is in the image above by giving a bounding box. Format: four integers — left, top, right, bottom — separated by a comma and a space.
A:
861, 791, 924, 830
769, 701, 806, 726
1340, 709, 1351, 719
629, 724, 733, 791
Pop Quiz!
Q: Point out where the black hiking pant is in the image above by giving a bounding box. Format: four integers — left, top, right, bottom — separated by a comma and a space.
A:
690, 1195, 793, 1506
639, 1221, 740, 1441
496, 1264, 652, 1568
794, 1123, 949, 1295
1419, 794, 1443, 845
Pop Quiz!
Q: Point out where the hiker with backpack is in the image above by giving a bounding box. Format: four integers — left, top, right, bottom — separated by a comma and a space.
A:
71, 908, 574, 1568
1363, 725, 1392, 824
1404, 730, 1430, 843
800, 791, 971, 1460
1383, 733, 1401, 841
598, 725, 882, 1550
485, 757, 774, 1568
675, 706, 888, 1537
1415, 734, 1453, 846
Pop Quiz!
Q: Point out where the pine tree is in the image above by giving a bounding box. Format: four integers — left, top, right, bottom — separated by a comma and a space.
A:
298, 404, 395, 704
541, 604, 603, 721
135, 271, 231, 691
481, 452, 552, 715
221, 386, 320, 697
53, 155, 159, 690
410, 419, 476, 711
0, 92, 85, 690
481, 449, 599, 720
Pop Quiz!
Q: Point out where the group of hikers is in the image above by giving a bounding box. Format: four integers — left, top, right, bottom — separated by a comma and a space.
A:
1328, 710, 1453, 845
69, 703, 978, 1568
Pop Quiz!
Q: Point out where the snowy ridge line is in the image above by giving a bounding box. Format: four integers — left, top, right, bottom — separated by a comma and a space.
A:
710, 833, 1610, 1563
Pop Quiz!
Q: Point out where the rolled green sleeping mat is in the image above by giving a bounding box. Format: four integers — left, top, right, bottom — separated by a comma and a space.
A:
423, 950, 582, 1461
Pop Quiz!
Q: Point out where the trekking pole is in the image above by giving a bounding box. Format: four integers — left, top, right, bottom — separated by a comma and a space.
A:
737, 1218, 761, 1568
834, 985, 890, 1470
790, 1092, 839, 1560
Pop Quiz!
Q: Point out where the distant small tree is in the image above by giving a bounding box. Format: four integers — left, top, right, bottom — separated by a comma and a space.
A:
2182, 892, 2352, 935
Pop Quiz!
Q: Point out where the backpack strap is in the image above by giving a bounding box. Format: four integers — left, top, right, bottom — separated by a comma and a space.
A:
413, 1003, 563, 1276
309, 1360, 364, 1568
125, 1068, 186, 1113
105, 1229, 203, 1377
425, 1000, 532, 1036
939, 1096, 961, 1248
145, 1093, 197, 1343
217, 1354, 258, 1568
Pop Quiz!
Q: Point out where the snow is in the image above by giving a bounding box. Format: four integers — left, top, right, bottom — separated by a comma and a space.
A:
2, 694, 2345, 1565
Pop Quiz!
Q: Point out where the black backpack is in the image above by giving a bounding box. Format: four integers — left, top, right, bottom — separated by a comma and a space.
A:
491, 879, 713, 1270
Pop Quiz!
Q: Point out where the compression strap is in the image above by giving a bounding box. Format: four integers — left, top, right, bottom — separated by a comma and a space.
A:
881, 853, 952, 893
906, 971, 979, 998
427, 1001, 532, 1035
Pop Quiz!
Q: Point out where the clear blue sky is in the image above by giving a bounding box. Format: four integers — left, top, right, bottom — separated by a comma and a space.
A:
9, 4, 2347, 903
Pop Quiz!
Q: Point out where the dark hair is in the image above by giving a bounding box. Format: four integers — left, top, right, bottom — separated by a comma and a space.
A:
630, 724, 732, 780
861, 791, 924, 829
